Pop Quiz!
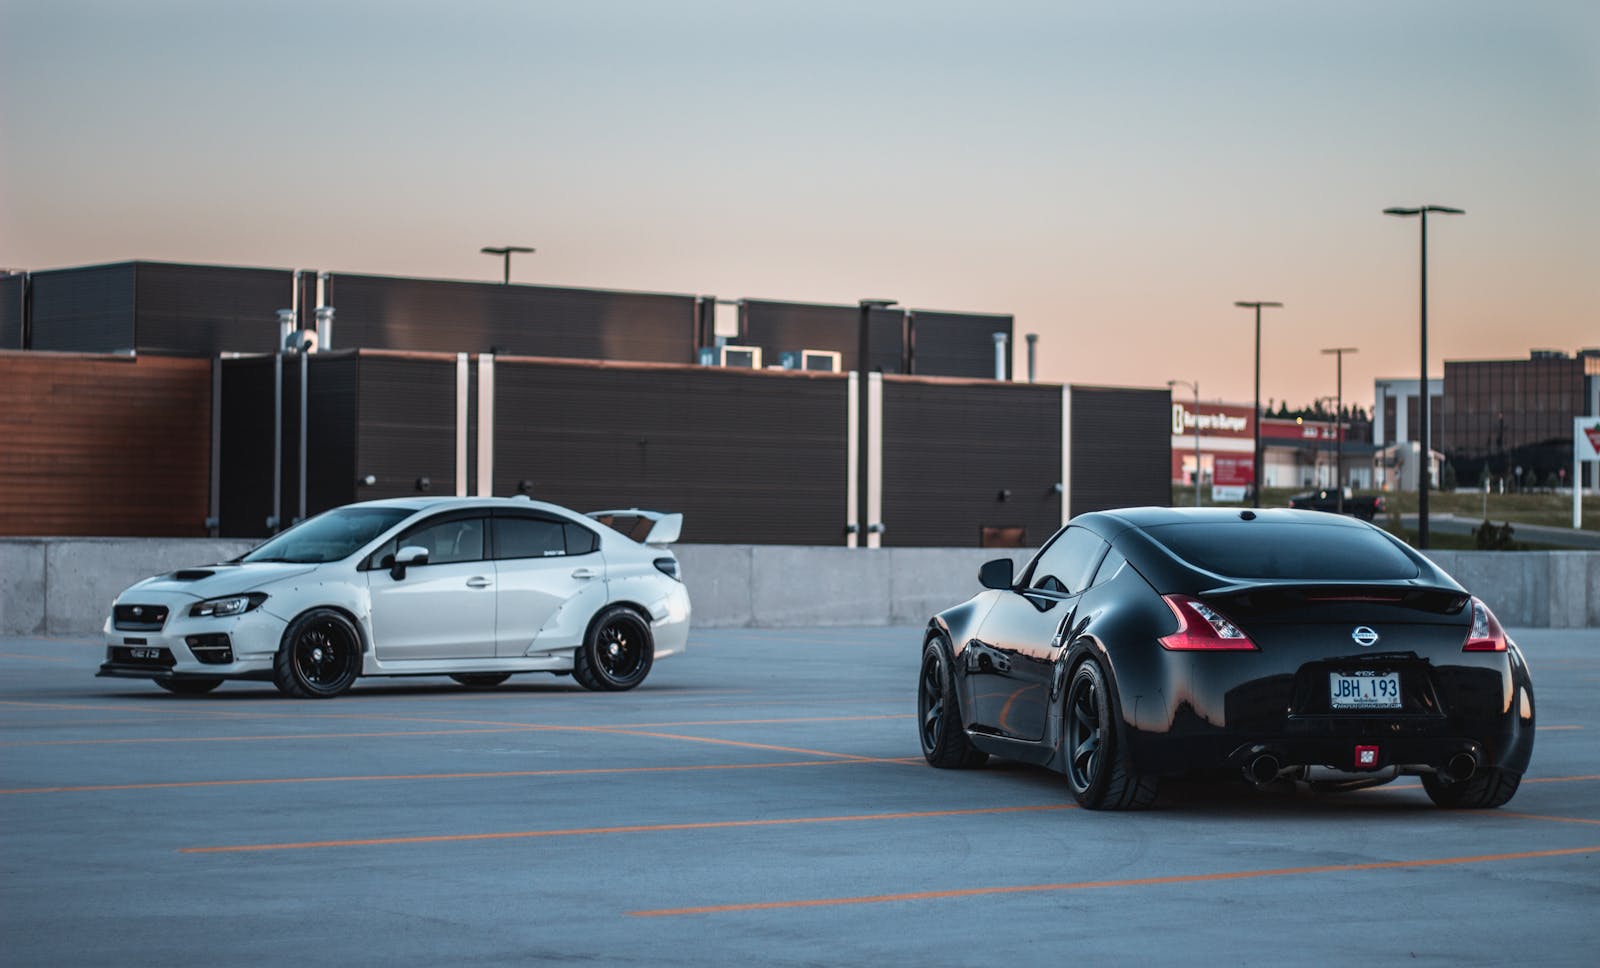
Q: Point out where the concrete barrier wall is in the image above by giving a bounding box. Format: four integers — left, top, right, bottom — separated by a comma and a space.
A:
2, 539, 1595, 637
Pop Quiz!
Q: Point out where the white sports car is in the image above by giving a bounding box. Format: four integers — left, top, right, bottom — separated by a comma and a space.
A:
98, 497, 690, 698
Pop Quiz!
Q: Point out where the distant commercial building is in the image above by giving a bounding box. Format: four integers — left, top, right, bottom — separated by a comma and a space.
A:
1440, 349, 1600, 489
1168, 400, 1373, 497
1371, 377, 1446, 491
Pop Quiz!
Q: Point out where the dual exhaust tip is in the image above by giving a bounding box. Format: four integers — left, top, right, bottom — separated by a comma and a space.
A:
1242, 750, 1478, 786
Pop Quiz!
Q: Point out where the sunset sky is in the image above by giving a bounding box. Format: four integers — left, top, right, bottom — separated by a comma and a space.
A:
2, 1, 1595, 409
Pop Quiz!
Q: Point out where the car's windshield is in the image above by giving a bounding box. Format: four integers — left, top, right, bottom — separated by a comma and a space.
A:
1144, 521, 1420, 581
241, 507, 414, 564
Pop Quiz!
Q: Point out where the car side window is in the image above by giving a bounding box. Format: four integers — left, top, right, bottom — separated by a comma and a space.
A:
396, 517, 485, 565
1091, 547, 1126, 587
1029, 526, 1108, 596
494, 515, 568, 559
564, 523, 599, 556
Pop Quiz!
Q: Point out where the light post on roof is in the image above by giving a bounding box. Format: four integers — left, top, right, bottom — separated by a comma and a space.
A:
481, 245, 535, 284
1321, 347, 1358, 515
1235, 301, 1283, 508
1168, 379, 1202, 507
1383, 205, 1464, 549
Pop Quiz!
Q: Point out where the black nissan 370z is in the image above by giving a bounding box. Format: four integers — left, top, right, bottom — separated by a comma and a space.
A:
918, 507, 1535, 810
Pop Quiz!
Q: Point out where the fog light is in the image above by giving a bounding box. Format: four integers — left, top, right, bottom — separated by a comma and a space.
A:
1355, 745, 1380, 770
185, 633, 234, 665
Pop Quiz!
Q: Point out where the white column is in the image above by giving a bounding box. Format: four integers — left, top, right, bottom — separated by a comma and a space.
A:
1060, 384, 1073, 525
846, 372, 859, 548
455, 353, 470, 496
866, 372, 884, 548
476, 354, 495, 497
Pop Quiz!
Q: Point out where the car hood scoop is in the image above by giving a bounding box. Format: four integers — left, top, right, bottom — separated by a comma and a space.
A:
130, 562, 317, 598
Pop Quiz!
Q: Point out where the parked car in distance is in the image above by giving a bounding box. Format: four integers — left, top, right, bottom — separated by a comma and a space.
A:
1289, 487, 1386, 521
99, 497, 690, 698
917, 507, 1533, 810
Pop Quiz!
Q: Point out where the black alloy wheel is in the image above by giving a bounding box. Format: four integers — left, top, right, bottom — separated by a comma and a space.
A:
1063, 658, 1158, 810
273, 609, 362, 699
572, 606, 653, 691
918, 639, 987, 769
449, 673, 514, 688
1420, 767, 1521, 809
156, 677, 223, 695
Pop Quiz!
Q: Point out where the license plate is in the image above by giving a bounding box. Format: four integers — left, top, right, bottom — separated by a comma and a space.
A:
129, 648, 162, 660
1329, 671, 1400, 709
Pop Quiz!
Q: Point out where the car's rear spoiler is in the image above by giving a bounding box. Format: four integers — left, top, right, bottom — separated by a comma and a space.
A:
586, 509, 683, 545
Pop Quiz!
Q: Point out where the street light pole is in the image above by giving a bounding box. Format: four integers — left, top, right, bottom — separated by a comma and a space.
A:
480, 245, 535, 284
1235, 301, 1283, 508
1168, 379, 1202, 507
1321, 347, 1358, 515
1383, 205, 1463, 549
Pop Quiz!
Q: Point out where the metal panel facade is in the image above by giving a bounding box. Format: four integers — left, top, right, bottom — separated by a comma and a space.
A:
881, 377, 1063, 547
0, 274, 23, 349
492, 359, 848, 544
1067, 385, 1172, 516
0, 352, 211, 536
324, 274, 697, 362
134, 263, 290, 355
353, 353, 461, 503
27, 264, 137, 352
910, 310, 1013, 379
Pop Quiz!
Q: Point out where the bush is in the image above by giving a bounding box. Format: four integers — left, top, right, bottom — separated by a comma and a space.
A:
1473, 520, 1516, 551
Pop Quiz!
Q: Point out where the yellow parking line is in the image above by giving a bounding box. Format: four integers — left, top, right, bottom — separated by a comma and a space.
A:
1, 756, 921, 796
627, 845, 1600, 917
180, 804, 1073, 854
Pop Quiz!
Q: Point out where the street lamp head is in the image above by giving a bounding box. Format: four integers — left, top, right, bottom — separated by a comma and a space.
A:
1320, 347, 1359, 356
481, 245, 535, 256
858, 298, 898, 309
1384, 206, 1463, 217
1234, 301, 1283, 309
1383, 207, 1422, 217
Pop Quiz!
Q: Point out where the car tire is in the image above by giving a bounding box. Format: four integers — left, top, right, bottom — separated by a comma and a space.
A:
449, 673, 512, 688
918, 638, 988, 769
572, 606, 653, 692
273, 608, 362, 699
1421, 767, 1521, 809
1063, 658, 1158, 810
156, 677, 223, 695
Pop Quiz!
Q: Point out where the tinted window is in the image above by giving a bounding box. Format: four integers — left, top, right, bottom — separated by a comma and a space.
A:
380, 516, 485, 566
1029, 526, 1108, 595
494, 516, 567, 559
1091, 548, 1126, 587
1145, 522, 1420, 580
564, 523, 598, 555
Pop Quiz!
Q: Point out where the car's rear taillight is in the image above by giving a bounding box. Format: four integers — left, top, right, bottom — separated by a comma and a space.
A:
653, 556, 681, 581
1373, 496, 1386, 511
1159, 595, 1257, 651
1462, 596, 1507, 652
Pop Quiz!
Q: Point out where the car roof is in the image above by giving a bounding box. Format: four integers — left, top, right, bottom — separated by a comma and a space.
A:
1084, 505, 1370, 531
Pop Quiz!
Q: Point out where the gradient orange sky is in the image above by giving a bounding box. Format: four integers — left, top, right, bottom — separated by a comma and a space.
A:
2, 1, 1595, 407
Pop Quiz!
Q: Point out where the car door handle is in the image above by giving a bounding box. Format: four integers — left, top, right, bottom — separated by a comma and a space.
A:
571, 568, 598, 580
466, 577, 492, 589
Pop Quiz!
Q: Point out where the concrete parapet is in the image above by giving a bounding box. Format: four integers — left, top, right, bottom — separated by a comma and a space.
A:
2, 539, 1595, 637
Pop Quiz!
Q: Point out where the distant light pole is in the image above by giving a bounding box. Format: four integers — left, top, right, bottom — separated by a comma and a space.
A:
1383, 205, 1464, 549
1235, 301, 1283, 508
1168, 379, 1202, 507
481, 245, 535, 284
1321, 347, 1358, 514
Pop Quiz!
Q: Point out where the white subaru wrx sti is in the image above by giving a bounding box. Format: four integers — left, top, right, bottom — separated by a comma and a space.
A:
99, 497, 690, 698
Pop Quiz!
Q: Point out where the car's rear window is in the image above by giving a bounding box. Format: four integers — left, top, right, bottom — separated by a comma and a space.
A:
1144, 522, 1420, 581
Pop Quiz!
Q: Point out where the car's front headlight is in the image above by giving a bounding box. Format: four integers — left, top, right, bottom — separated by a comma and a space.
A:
189, 593, 268, 618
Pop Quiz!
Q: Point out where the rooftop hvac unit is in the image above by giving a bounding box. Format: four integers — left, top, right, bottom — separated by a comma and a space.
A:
719, 344, 762, 369
800, 349, 841, 372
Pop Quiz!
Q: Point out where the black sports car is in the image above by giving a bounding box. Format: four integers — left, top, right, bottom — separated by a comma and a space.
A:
918, 507, 1534, 810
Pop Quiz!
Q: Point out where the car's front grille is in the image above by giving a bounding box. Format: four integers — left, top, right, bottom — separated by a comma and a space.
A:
106, 645, 176, 668
113, 604, 169, 631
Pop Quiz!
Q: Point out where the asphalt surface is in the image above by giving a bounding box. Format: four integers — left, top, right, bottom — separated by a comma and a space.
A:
2, 627, 1596, 967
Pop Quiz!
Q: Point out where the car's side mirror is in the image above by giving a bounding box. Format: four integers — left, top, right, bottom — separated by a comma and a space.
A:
979, 557, 1014, 590
390, 545, 429, 581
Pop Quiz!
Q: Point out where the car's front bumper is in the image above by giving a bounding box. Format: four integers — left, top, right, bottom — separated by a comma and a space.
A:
100, 594, 288, 681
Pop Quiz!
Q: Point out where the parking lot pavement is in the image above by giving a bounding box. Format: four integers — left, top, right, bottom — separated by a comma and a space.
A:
2, 627, 1596, 967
